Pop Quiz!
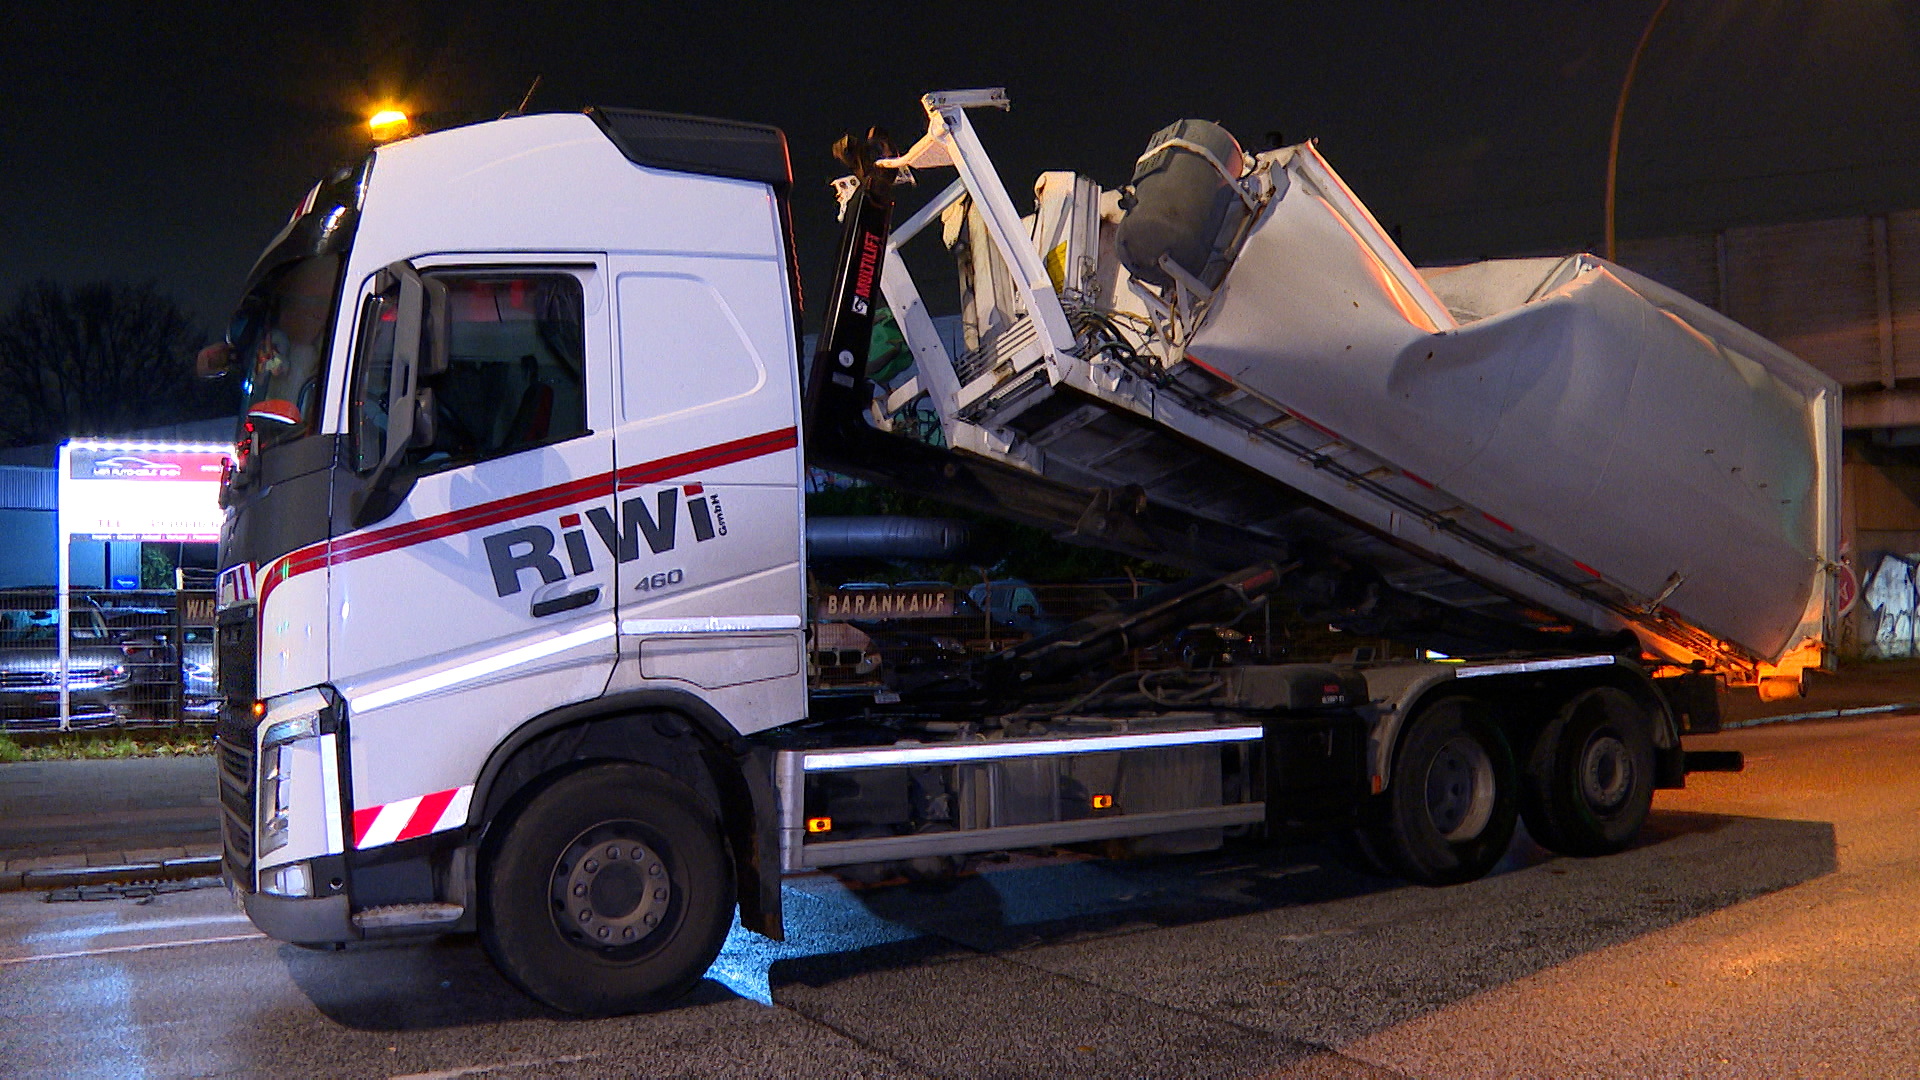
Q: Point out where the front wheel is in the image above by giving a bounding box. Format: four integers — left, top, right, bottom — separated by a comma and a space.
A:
1365, 697, 1518, 886
480, 763, 734, 1016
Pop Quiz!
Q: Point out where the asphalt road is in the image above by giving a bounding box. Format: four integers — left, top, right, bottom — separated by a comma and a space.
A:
2, 713, 1914, 1079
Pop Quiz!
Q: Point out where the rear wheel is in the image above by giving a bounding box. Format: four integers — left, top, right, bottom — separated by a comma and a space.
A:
480, 763, 734, 1016
1521, 686, 1657, 857
1366, 697, 1518, 886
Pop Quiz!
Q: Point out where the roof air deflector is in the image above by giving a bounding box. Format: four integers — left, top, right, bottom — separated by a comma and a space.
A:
587, 107, 790, 190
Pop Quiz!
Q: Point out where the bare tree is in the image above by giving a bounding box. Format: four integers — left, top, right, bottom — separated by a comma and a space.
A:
0, 280, 235, 446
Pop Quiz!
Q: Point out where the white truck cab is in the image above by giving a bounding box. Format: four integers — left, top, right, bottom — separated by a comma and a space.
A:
218, 110, 810, 1010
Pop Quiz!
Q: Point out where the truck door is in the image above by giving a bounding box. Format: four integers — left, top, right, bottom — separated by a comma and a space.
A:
329, 258, 618, 834
604, 252, 806, 735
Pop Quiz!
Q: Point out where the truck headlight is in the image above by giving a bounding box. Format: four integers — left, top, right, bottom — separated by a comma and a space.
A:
252, 687, 344, 877
257, 710, 317, 859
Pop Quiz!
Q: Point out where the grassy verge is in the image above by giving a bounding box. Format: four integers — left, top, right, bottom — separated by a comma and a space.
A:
0, 728, 214, 763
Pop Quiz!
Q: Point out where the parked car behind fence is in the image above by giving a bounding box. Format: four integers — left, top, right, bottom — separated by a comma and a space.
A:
0, 592, 129, 730
0, 589, 219, 731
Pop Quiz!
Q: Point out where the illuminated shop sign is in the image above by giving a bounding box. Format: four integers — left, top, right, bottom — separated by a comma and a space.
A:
58, 441, 231, 542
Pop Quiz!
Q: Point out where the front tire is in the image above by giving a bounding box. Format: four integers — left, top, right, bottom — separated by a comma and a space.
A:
1366, 697, 1518, 886
1521, 686, 1657, 857
480, 763, 734, 1016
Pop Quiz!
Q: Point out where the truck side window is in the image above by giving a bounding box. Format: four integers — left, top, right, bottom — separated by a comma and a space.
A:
350, 271, 588, 475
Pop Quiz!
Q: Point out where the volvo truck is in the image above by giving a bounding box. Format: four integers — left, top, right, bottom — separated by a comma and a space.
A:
209, 90, 1834, 1015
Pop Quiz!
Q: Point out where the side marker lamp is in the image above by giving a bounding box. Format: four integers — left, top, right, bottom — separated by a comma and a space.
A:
1091, 794, 1115, 810
806, 817, 833, 834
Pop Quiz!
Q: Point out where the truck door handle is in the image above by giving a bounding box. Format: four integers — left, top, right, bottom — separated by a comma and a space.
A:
531, 587, 599, 618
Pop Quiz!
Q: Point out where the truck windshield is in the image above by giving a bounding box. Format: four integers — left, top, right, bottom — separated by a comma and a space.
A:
229, 253, 344, 450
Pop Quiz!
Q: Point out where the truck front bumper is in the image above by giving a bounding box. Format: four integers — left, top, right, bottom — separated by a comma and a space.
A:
242, 890, 357, 946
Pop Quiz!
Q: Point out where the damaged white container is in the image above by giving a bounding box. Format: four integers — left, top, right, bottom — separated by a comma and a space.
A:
877, 93, 1840, 676
1177, 142, 1839, 664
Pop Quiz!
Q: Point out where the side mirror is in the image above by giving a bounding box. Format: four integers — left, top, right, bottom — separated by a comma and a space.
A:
195, 342, 233, 378
351, 260, 435, 527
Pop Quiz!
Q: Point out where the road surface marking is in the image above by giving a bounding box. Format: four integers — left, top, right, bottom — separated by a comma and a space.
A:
27, 911, 254, 942
391, 1055, 596, 1079
0, 931, 264, 966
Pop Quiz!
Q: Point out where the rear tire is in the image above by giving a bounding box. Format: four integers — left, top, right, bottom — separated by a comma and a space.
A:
480, 763, 734, 1016
1521, 686, 1657, 857
1366, 697, 1518, 886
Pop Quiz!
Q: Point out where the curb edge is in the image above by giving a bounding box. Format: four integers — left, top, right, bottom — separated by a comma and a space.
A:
8, 855, 222, 893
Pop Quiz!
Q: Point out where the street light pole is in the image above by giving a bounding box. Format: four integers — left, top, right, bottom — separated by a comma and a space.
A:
1606, 0, 1673, 261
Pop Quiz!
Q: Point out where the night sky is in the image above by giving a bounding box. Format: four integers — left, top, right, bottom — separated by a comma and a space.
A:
7, 1, 1920, 333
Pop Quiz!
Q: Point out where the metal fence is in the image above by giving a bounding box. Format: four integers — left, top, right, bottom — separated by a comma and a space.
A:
0, 588, 217, 732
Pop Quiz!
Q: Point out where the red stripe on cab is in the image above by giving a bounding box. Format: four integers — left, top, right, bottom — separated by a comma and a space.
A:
256, 426, 796, 610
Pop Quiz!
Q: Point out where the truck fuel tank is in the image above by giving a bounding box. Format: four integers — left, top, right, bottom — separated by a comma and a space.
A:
1218, 665, 1367, 712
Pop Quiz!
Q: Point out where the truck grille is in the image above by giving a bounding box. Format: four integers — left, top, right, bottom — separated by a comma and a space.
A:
217, 736, 255, 888
213, 609, 258, 888
216, 611, 256, 708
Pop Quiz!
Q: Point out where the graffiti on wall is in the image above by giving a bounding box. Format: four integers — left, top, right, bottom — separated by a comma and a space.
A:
1864, 554, 1920, 657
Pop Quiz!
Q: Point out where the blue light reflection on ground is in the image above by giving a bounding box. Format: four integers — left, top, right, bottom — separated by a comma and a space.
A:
975, 858, 1191, 926
704, 852, 1318, 1006
706, 878, 924, 1005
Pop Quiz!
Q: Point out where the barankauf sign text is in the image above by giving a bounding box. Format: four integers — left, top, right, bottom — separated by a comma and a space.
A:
817, 586, 954, 621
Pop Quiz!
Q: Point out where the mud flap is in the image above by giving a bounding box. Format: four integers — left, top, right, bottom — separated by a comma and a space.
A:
732, 745, 784, 940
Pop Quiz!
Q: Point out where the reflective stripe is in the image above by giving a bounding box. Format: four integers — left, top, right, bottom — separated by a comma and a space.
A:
319, 733, 343, 855
349, 621, 616, 713
352, 784, 474, 849
1453, 655, 1616, 679
434, 785, 473, 833
802, 725, 1265, 771
354, 796, 419, 849
620, 615, 803, 635
395, 789, 456, 842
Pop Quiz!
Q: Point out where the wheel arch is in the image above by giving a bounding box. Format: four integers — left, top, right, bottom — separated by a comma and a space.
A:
468, 687, 784, 939
1361, 658, 1680, 794
1357, 664, 1475, 792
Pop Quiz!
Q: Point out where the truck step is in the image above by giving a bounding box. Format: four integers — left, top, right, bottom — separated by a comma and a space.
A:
352, 903, 464, 930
